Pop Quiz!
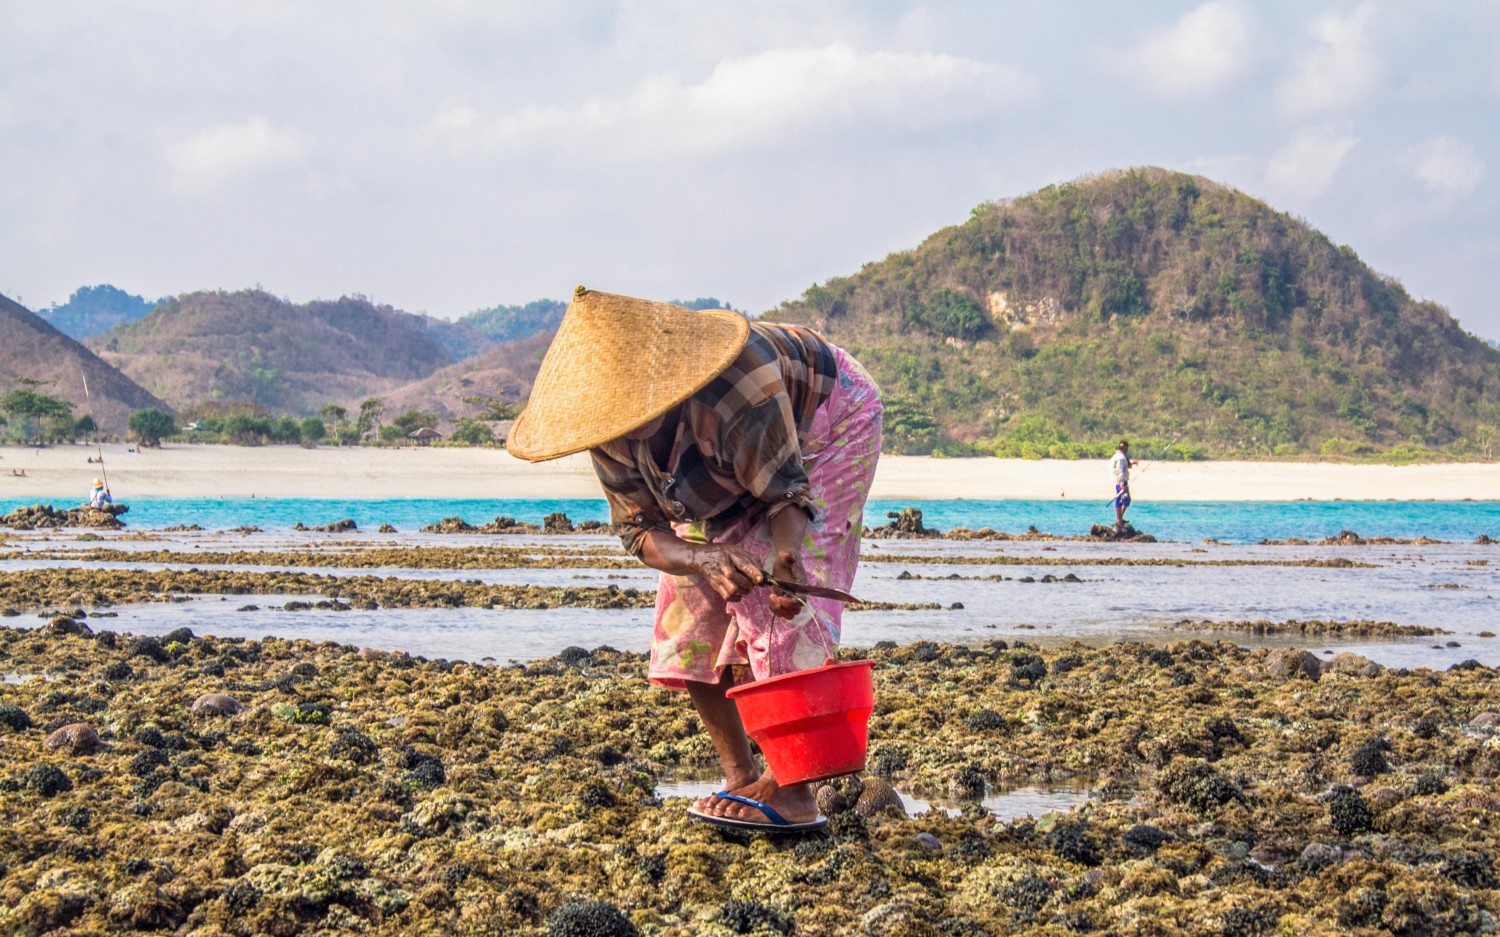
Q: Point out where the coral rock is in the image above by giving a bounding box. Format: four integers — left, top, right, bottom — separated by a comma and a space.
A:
855, 777, 908, 819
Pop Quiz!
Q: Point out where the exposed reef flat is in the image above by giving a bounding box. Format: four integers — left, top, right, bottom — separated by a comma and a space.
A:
1, 545, 639, 571
2, 628, 1498, 935
1167, 618, 1452, 637
0, 543, 1377, 570
0, 569, 933, 615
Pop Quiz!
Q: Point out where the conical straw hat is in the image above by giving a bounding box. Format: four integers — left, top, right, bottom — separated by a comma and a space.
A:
507, 287, 750, 462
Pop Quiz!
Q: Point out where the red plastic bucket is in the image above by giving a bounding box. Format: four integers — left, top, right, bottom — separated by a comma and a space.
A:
726, 658, 876, 785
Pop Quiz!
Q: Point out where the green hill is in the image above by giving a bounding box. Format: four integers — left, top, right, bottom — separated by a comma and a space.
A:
460, 299, 568, 345
770, 167, 1500, 459
38, 284, 162, 340
459, 296, 736, 346
87, 290, 461, 415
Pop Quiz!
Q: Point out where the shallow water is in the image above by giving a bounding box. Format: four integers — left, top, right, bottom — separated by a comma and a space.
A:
654, 777, 1095, 822
4, 495, 1497, 543
7, 527, 1494, 670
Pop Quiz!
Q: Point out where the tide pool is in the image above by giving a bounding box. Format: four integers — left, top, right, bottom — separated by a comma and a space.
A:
2, 496, 1496, 543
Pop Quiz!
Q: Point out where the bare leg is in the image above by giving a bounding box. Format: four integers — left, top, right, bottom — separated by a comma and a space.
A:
685, 670, 758, 791
686, 671, 819, 824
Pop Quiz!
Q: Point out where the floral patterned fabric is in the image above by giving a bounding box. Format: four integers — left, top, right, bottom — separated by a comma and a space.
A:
647, 346, 882, 690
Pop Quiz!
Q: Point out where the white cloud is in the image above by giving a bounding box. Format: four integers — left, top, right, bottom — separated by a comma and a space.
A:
1114, 0, 1255, 100
1274, 4, 1379, 118
417, 43, 1035, 159
1408, 136, 1486, 196
1265, 125, 1358, 200
165, 116, 305, 193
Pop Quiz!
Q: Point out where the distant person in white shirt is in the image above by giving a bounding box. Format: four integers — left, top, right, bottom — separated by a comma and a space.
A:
1110, 440, 1137, 528
88, 478, 112, 509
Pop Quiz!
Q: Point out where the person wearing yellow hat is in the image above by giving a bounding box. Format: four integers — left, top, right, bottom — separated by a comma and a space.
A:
510, 287, 883, 831
88, 478, 112, 509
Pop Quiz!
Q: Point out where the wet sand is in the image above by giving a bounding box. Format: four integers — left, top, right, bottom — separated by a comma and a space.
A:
2, 442, 1497, 501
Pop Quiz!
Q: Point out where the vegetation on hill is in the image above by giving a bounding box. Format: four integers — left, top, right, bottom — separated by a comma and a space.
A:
772, 167, 1500, 459
38, 284, 162, 339
378, 331, 550, 426
89, 290, 460, 416
460, 299, 567, 345
0, 293, 169, 436
459, 296, 736, 347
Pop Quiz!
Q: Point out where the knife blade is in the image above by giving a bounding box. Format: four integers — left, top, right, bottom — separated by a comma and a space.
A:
761, 575, 863, 605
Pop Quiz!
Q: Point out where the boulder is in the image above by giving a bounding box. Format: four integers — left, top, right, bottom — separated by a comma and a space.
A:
1264, 648, 1323, 681
1323, 652, 1384, 678
43, 722, 101, 755
190, 693, 244, 716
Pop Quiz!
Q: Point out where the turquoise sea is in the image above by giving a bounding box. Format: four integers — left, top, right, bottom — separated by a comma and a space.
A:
2, 496, 1496, 543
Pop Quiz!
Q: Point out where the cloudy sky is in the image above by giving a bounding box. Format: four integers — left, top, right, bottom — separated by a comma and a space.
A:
2, 1, 1498, 339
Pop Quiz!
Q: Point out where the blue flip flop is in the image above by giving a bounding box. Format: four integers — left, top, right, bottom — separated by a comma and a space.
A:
687, 791, 828, 833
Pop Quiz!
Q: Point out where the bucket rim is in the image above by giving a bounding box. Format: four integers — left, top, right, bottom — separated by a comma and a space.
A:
725, 658, 876, 700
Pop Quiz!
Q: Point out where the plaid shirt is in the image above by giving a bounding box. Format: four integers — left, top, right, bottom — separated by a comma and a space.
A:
591, 322, 839, 556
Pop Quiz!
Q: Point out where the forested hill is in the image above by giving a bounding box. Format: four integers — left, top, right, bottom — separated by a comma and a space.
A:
772, 167, 1500, 458
38, 284, 160, 339
0, 293, 168, 435
86, 290, 474, 415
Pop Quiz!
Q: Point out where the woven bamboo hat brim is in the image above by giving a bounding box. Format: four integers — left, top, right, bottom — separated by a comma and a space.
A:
507, 288, 751, 462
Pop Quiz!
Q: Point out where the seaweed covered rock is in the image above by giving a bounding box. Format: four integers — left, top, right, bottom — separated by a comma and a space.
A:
1158, 758, 1240, 812
546, 899, 638, 936
1264, 647, 1323, 681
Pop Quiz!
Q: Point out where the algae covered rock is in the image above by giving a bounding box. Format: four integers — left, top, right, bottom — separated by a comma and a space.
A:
546, 899, 638, 936
1264, 647, 1323, 681
855, 776, 907, 819
1324, 651, 1384, 678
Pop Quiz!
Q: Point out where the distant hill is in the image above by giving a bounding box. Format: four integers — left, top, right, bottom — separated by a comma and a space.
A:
87, 290, 460, 415
460, 299, 567, 345
0, 293, 170, 435
457, 296, 737, 346
770, 167, 1500, 457
378, 332, 552, 424
38, 284, 162, 339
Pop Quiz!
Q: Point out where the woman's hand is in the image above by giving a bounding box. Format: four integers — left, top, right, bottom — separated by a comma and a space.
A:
768, 548, 807, 619
687, 542, 765, 603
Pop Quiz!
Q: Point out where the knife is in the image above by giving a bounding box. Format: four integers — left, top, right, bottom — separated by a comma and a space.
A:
760, 574, 863, 605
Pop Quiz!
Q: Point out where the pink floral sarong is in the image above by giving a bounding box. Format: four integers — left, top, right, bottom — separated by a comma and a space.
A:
647, 347, 882, 690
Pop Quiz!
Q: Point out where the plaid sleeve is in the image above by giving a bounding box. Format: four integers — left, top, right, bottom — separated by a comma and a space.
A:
589, 445, 667, 557
721, 395, 817, 523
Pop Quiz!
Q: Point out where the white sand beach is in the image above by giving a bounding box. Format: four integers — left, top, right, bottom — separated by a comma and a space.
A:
0, 442, 1495, 502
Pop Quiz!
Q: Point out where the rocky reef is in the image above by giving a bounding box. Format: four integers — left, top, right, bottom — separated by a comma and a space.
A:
421, 514, 607, 535
1, 503, 130, 530
1, 628, 1498, 935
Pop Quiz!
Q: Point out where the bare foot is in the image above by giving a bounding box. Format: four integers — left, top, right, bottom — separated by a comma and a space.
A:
694, 771, 818, 825
691, 764, 758, 812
